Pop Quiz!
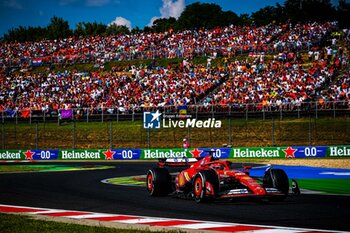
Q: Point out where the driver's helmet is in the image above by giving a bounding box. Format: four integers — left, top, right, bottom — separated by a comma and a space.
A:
210, 163, 224, 170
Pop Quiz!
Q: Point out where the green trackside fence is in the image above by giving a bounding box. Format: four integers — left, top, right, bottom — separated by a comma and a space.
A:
0, 146, 349, 161
1, 103, 349, 150
0, 117, 349, 150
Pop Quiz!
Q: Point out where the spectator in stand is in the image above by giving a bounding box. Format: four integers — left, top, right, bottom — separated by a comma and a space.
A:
202, 51, 341, 111
0, 21, 345, 116
0, 62, 227, 113
0, 21, 337, 70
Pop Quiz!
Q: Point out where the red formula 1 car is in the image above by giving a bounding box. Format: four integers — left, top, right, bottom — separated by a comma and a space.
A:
146, 154, 299, 203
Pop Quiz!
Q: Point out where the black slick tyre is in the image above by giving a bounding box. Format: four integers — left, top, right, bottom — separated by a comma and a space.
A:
146, 167, 171, 196
192, 169, 219, 203
263, 168, 289, 201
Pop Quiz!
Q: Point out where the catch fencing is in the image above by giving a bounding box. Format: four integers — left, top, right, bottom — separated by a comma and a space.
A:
1, 101, 349, 150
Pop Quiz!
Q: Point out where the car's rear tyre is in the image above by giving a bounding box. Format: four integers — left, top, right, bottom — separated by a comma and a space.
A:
193, 169, 219, 203
146, 168, 172, 196
263, 168, 289, 201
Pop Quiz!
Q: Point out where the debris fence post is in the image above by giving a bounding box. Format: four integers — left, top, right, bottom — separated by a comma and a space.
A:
147, 127, 150, 149
72, 119, 75, 149
271, 117, 275, 146
308, 115, 312, 146
229, 106, 232, 146
188, 126, 191, 146
109, 119, 113, 149
1, 122, 4, 150
35, 121, 38, 150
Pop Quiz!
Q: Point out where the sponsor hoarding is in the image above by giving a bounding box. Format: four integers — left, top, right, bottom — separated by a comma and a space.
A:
0, 146, 348, 161
59, 149, 142, 160
0, 150, 59, 160
327, 146, 350, 157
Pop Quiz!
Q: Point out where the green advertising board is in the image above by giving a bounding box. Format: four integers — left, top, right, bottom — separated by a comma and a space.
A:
327, 146, 350, 157
59, 150, 103, 160
0, 146, 350, 161
0, 150, 23, 160
230, 147, 286, 159
141, 148, 191, 160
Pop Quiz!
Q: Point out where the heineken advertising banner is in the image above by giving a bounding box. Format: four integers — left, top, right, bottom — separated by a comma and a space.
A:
292, 146, 328, 158
0, 150, 59, 160
142, 148, 190, 160
0, 150, 25, 160
0, 149, 142, 161
327, 146, 350, 157
198, 148, 231, 159
0, 146, 349, 161
141, 148, 231, 160
60, 150, 104, 160
231, 147, 284, 158
230, 146, 329, 159
59, 149, 141, 160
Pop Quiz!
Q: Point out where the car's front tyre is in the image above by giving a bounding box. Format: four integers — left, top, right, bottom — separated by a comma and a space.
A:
146, 167, 172, 196
263, 168, 289, 201
193, 169, 219, 203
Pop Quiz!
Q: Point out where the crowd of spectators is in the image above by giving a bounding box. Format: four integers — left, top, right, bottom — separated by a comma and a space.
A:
0, 61, 227, 115
0, 20, 348, 118
318, 70, 350, 108
203, 59, 333, 110
0, 21, 337, 70
203, 43, 349, 110
272, 21, 337, 51
1, 45, 348, 116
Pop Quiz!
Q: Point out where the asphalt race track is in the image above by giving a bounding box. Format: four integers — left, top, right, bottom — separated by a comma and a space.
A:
0, 162, 349, 231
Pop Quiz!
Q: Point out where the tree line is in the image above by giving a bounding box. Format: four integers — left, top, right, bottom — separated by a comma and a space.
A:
2, 0, 349, 42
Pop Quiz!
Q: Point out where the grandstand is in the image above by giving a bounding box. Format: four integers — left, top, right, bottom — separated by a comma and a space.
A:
1, 21, 348, 119
0, 17, 349, 149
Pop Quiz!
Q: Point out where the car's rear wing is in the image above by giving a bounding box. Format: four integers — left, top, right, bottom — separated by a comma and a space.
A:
158, 157, 200, 167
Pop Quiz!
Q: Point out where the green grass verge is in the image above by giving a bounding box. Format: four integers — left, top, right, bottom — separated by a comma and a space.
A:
107, 176, 145, 186
0, 165, 114, 173
0, 213, 181, 233
0, 165, 44, 173
297, 178, 350, 195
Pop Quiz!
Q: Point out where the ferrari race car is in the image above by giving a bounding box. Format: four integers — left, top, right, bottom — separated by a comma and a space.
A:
146, 154, 300, 203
